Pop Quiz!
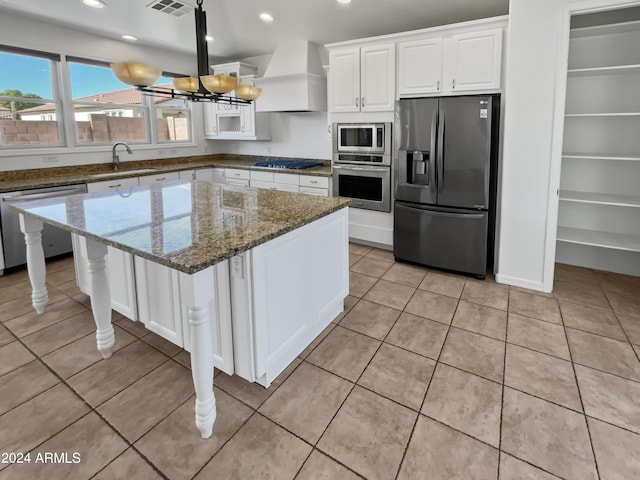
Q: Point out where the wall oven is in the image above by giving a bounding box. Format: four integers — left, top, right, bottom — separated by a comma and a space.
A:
332, 122, 392, 212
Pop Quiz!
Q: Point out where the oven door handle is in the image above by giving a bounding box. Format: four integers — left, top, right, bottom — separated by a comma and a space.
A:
333, 165, 389, 172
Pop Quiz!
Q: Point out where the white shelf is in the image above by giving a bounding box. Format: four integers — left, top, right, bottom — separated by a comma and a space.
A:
557, 227, 640, 252
565, 112, 640, 117
559, 190, 640, 207
567, 64, 640, 77
571, 20, 640, 38
562, 153, 640, 162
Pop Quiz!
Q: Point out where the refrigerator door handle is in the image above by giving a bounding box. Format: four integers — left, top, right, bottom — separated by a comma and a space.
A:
396, 202, 485, 219
429, 110, 437, 194
437, 109, 445, 193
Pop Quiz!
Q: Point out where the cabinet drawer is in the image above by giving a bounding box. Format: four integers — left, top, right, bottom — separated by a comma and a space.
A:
138, 171, 180, 185
273, 173, 300, 185
299, 186, 329, 196
250, 170, 274, 182
300, 175, 329, 189
87, 177, 139, 192
225, 168, 250, 180
226, 178, 250, 187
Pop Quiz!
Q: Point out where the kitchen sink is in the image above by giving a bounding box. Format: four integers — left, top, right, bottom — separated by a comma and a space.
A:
88, 168, 159, 178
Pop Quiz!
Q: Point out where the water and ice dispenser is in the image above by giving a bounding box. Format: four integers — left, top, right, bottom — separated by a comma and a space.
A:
399, 149, 430, 186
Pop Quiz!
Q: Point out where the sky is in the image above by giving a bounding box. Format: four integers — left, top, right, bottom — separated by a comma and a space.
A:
0, 52, 170, 100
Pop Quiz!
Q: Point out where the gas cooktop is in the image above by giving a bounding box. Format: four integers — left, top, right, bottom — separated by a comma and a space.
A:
252, 159, 323, 170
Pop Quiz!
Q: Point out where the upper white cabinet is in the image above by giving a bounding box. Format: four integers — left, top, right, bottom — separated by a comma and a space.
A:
203, 62, 270, 140
398, 27, 503, 97
397, 38, 443, 95
328, 44, 395, 113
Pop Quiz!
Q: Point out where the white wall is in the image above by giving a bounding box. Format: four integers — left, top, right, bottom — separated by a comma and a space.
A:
0, 8, 206, 171
496, 0, 640, 291
206, 111, 331, 160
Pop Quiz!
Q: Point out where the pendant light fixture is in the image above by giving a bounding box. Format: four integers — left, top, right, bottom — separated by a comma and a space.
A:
110, 0, 261, 105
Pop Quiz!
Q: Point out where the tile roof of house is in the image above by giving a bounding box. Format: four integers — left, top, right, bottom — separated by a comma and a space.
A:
14, 86, 171, 114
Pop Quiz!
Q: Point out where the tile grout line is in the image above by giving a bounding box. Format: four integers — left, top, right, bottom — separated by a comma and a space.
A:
497, 286, 511, 480
392, 283, 465, 480
559, 296, 602, 480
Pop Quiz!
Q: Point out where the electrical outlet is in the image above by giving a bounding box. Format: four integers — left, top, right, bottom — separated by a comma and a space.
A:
231, 255, 244, 279
43, 155, 59, 163
267, 146, 272, 155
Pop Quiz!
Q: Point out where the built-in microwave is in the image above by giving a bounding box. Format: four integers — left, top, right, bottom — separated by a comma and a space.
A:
334, 123, 391, 154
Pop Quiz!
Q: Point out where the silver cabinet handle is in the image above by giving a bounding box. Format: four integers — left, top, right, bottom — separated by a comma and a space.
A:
437, 80, 440, 90
155, 177, 166, 182
108, 184, 122, 189
327, 124, 331, 134
355, 97, 359, 107
310, 180, 318, 184
241, 126, 245, 133
361, 97, 365, 107
452, 79, 456, 89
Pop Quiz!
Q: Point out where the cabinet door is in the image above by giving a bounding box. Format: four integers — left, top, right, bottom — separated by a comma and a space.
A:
240, 104, 255, 137
203, 103, 217, 138
134, 257, 183, 346
398, 38, 444, 96
360, 44, 396, 111
446, 28, 502, 92
180, 261, 235, 375
329, 47, 360, 112
195, 168, 216, 183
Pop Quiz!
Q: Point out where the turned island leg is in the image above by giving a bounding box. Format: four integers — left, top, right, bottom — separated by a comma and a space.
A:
179, 268, 216, 439
19, 214, 49, 314
83, 238, 115, 358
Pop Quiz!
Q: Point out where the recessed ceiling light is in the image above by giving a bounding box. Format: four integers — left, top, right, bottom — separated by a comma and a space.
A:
205, 35, 214, 42
121, 35, 138, 41
259, 12, 274, 23
337, 0, 352, 4
82, 0, 106, 8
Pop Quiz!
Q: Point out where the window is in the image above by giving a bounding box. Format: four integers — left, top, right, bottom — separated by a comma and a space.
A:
0, 47, 193, 151
68, 61, 149, 144
69, 62, 191, 145
0, 49, 63, 147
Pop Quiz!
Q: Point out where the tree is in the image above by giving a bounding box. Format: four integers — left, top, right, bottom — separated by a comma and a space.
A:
0, 90, 43, 119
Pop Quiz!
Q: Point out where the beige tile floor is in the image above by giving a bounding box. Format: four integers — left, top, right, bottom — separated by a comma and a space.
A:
1, 245, 640, 479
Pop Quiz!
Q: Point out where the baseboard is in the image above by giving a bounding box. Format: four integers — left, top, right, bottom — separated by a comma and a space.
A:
494, 273, 549, 293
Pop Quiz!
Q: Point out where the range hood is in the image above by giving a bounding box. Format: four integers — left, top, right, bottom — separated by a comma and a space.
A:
254, 42, 327, 112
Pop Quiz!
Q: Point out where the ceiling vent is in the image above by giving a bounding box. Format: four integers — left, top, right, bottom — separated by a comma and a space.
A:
146, 0, 193, 17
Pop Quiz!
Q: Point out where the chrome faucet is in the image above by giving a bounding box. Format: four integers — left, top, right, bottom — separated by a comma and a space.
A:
111, 142, 132, 171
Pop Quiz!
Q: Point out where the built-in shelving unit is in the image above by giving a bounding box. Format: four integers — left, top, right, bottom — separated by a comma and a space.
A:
557, 13, 640, 276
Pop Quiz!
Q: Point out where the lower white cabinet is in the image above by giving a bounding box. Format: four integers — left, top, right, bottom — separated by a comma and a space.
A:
134, 257, 235, 374
247, 170, 330, 196
230, 208, 348, 386
138, 171, 180, 185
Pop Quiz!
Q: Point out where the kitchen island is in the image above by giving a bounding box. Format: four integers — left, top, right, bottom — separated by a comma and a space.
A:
11, 180, 350, 438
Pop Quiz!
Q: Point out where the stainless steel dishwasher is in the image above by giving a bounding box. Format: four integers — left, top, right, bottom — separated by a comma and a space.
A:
0, 184, 87, 272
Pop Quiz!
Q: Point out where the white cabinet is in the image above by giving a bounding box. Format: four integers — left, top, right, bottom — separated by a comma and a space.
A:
230, 208, 348, 386
398, 38, 443, 95
178, 169, 196, 180
203, 62, 271, 140
134, 256, 235, 374
398, 28, 503, 97
248, 171, 330, 195
224, 168, 250, 186
329, 44, 395, 113
138, 171, 180, 185
557, 18, 640, 276
77, 176, 140, 320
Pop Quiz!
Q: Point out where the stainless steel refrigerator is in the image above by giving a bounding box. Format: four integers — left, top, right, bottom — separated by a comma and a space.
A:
393, 95, 500, 278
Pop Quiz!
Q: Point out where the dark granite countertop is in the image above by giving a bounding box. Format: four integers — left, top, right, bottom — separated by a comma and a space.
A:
0, 154, 332, 193
10, 180, 350, 274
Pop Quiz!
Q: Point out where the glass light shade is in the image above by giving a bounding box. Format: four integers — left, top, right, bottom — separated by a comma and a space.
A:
111, 62, 162, 87
199, 74, 238, 94
172, 77, 199, 92
234, 85, 262, 101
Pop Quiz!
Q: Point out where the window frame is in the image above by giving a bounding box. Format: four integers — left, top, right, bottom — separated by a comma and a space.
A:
0, 46, 195, 154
